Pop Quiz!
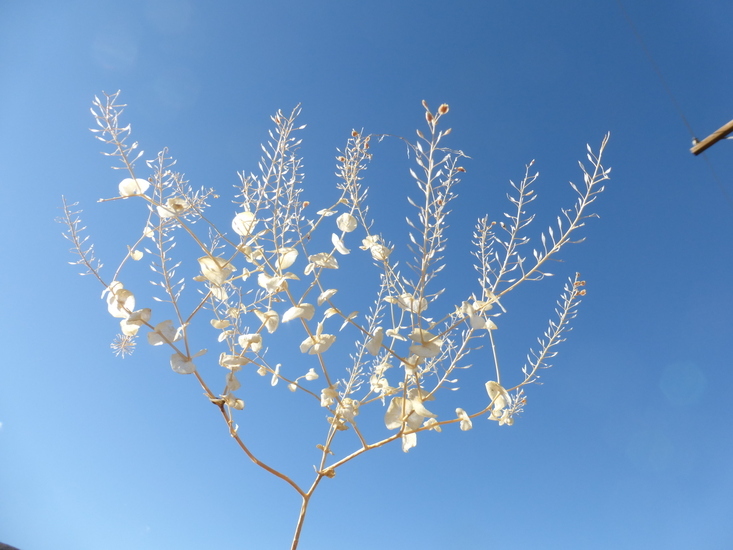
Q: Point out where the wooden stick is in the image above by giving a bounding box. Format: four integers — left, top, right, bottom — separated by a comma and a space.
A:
691, 119, 733, 155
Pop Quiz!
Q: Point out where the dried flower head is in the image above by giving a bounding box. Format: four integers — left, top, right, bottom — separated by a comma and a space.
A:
62, 91, 610, 550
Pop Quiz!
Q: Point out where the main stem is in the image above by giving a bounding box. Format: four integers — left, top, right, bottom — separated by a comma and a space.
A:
290, 472, 326, 549
290, 495, 311, 550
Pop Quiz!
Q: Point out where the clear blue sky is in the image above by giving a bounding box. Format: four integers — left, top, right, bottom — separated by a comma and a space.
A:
2, 1, 732, 549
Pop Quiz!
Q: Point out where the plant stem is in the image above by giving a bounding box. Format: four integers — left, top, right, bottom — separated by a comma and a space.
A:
290, 495, 310, 550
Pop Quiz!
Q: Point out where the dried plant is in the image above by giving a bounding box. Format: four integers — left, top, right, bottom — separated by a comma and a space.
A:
60, 92, 610, 549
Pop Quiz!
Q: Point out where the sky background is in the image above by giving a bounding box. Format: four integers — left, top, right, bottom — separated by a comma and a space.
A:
2, 1, 733, 549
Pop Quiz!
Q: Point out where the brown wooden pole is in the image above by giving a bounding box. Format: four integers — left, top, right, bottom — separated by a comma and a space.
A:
691, 119, 733, 155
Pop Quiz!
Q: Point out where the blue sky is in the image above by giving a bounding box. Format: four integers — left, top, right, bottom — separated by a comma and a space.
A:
2, 1, 733, 549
